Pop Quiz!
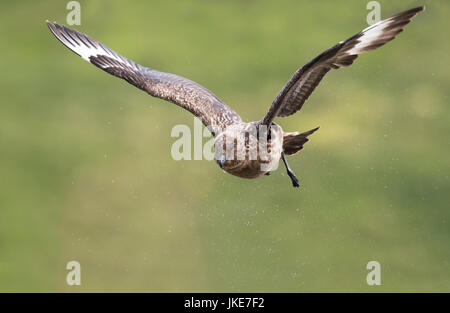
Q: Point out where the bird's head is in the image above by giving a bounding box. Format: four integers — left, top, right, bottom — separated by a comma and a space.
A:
213, 123, 283, 178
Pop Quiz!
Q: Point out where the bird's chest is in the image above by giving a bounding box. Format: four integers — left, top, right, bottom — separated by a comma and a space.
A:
215, 124, 283, 178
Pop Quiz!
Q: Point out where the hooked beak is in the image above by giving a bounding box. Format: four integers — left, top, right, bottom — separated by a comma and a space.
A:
218, 155, 226, 168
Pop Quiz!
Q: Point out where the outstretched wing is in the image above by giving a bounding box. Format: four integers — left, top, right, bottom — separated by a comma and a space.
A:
46, 22, 241, 129
261, 6, 424, 125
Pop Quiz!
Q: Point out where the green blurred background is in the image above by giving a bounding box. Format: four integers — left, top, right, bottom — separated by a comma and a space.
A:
0, 0, 449, 292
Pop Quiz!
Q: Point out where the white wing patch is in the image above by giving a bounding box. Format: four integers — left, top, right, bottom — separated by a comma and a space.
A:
46, 21, 136, 71
341, 7, 424, 57
345, 18, 398, 55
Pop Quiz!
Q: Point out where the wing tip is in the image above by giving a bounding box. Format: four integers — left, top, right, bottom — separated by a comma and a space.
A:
46, 20, 90, 61
46, 20, 55, 31
45, 20, 59, 29
392, 6, 425, 21
411, 6, 425, 13
309, 126, 320, 134
344, 5, 424, 56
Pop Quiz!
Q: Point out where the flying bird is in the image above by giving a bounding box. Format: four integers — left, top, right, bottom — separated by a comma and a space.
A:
47, 6, 424, 188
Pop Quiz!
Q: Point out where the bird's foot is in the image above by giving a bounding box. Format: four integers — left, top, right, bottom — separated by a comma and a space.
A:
287, 171, 300, 188
281, 152, 300, 188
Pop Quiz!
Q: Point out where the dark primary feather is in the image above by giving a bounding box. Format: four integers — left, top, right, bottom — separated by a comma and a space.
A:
46, 21, 242, 129
261, 6, 424, 125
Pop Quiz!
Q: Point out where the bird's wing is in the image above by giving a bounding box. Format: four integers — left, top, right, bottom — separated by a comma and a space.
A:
47, 22, 242, 129
261, 6, 424, 125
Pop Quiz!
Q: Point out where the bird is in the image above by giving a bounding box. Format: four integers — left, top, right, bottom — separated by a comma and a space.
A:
47, 6, 424, 188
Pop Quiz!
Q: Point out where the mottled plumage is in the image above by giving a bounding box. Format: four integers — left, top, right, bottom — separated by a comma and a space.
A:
46, 22, 241, 128
47, 6, 424, 187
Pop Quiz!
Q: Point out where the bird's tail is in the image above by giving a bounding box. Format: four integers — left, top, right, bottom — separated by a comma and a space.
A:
282, 126, 319, 155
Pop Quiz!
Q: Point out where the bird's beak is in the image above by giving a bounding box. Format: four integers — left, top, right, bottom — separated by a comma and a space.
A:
218, 155, 226, 168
